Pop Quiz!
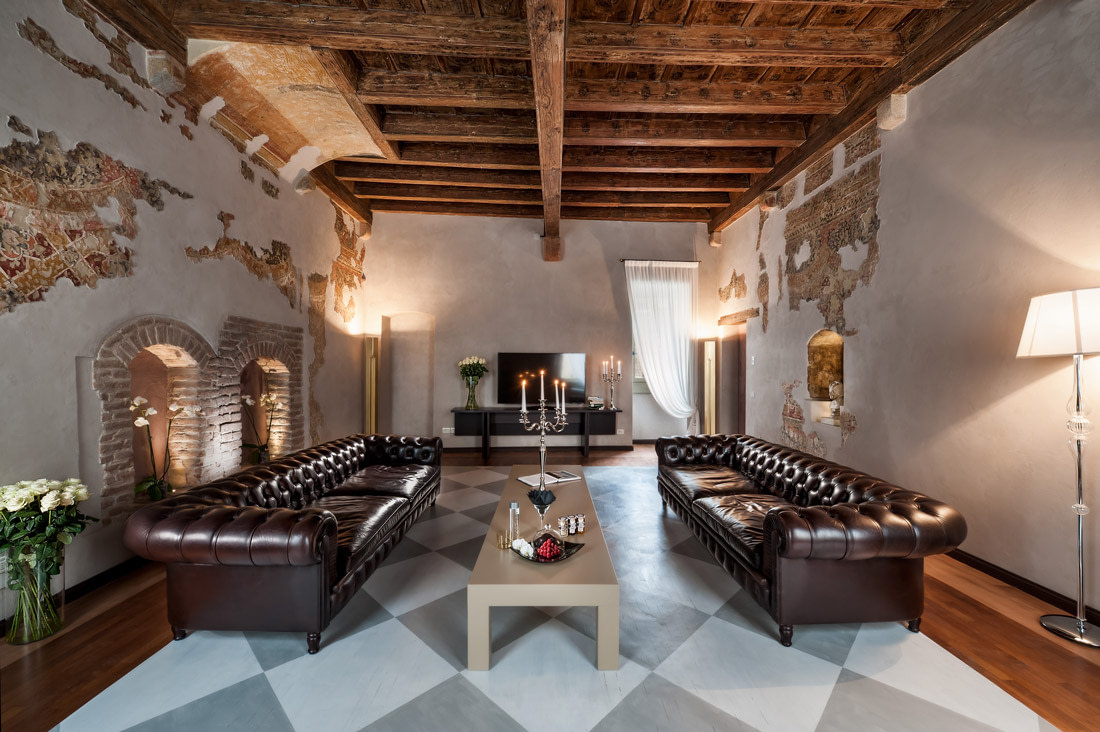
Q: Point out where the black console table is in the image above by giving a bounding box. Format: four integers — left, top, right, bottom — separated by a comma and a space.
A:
451, 407, 621, 460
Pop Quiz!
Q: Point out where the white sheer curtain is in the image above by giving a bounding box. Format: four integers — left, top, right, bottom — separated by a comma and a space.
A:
625, 261, 698, 428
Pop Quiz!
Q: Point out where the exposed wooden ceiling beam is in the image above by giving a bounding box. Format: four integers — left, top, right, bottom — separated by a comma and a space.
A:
525, 0, 567, 260
377, 144, 773, 173
174, 2, 901, 67
709, 0, 1039, 231
310, 165, 374, 224
358, 73, 846, 115
86, 0, 188, 63
334, 162, 750, 191
370, 199, 711, 221
353, 183, 729, 207
311, 48, 399, 160
382, 112, 805, 147
567, 79, 847, 114
568, 24, 901, 67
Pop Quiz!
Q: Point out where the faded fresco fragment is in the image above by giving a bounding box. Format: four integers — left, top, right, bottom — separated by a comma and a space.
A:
1, 130, 189, 312
330, 206, 366, 324
780, 380, 826, 458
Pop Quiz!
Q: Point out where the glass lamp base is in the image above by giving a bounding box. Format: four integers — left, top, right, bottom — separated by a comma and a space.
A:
1039, 614, 1100, 647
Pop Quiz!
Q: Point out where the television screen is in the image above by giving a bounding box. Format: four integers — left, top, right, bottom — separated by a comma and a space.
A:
497, 353, 586, 405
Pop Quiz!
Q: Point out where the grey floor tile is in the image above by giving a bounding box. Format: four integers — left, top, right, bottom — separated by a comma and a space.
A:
816, 669, 1004, 732
556, 587, 710, 670
398, 588, 552, 671
437, 535, 488, 571
323, 591, 394, 647
380, 536, 431, 566
591, 673, 758, 732
713, 591, 860, 666
416, 502, 455, 521
668, 535, 720, 566
122, 674, 294, 732
462, 501, 499, 525
360, 675, 523, 732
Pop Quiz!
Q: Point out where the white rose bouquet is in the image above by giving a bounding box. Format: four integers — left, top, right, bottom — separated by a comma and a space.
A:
0, 479, 96, 643
131, 396, 201, 500
241, 391, 285, 464
458, 356, 489, 410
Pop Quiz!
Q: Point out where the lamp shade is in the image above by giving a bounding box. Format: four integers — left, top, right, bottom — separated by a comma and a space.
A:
1017, 287, 1100, 358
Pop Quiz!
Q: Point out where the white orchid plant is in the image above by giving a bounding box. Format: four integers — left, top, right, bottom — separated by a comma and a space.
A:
131, 396, 200, 501
241, 391, 284, 464
1, 479, 96, 643
458, 356, 489, 380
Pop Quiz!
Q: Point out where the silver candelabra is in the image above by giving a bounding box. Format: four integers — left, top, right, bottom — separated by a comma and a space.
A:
601, 370, 623, 410
519, 390, 568, 490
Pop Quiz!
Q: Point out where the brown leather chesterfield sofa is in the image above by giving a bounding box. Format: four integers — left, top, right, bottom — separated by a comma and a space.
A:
123, 434, 442, 654
656, 435, 966, 646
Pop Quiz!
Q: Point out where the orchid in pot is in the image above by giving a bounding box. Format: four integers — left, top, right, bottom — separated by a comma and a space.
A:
459, 356, 489, 410
131, 396, 201, 501
1, 479, 96, 643
241, 392, 284, 464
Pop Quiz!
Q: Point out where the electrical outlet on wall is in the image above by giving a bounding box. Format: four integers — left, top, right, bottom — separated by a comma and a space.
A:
617, 428, 624, 435
442, 426, 454, 434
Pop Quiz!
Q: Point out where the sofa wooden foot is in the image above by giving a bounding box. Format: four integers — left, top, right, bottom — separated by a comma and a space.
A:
779, 624, 793, 646
907, 617, 922, 633
307, 632, 321, 654
171, 626, 188, 641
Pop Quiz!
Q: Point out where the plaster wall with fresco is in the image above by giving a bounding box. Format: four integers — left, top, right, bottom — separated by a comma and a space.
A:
710, 0, 1100, 607
0, 0, 371, 593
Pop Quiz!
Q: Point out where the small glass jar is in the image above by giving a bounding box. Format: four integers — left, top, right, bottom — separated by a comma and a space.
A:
508, 501, 520, 543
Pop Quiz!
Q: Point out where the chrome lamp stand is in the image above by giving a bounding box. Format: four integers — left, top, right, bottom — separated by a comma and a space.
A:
519, 396, 567, 491
1042, 354, 1098, 646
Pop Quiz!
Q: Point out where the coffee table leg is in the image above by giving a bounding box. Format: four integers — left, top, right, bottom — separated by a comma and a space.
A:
467, 590, 491, 670
596, 595, 620, 670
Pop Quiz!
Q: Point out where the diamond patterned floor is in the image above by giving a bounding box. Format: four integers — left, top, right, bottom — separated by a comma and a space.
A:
58, 466, 1054, 732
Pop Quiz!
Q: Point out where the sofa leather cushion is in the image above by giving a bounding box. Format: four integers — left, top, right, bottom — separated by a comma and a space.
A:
313, 494, 408, 576
692, 493, 793, 569
331, 464, 439, 501
661, 466, 759, 503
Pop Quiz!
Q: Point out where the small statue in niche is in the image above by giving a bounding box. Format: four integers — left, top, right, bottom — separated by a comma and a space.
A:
829, 381, 844, 420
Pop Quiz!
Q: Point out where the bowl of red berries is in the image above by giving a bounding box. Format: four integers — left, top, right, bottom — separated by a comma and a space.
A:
511, 530, 583, 563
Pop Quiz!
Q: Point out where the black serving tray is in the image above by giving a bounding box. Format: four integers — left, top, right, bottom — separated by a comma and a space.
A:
512, 533, 584, 563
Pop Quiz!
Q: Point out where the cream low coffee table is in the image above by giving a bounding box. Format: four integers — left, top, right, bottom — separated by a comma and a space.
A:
467, 465, 620, 670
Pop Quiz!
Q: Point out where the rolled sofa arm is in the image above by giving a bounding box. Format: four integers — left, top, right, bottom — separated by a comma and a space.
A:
763, 496, 967, 561
124, 497, 338, 567
361, 434, 444, 467
656, 435, 740, 467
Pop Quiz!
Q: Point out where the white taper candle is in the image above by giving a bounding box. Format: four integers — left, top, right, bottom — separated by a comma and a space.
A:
521, 379, 526, 412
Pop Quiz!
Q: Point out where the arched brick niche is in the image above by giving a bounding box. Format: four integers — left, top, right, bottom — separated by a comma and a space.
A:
238, 356, 292, 465
93, 316, 218, 524
216, 316, 304, 472
130, 344, 203, 489
807, 329, 844, 401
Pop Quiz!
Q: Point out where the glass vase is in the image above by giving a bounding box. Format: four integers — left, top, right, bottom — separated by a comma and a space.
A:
464, 375, 480, 410
5, 544, 65, 645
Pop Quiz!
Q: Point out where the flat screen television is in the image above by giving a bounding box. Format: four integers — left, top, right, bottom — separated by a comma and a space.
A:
497, 352, 586, 405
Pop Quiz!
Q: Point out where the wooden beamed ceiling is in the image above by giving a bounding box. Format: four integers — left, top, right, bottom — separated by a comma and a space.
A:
99, 0, 1039, 260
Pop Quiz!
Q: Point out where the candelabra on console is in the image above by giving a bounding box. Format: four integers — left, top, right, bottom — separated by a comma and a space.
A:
518, 370, 569, 491
600, 356, 623, 410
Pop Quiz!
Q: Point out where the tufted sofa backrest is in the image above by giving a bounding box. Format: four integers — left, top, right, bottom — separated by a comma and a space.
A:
156, 434, 443, 512
657, 435, 739, 467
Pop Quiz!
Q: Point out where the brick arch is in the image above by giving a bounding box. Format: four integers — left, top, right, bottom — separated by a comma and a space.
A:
215, 316, 305, 473
92, 316, 218, 524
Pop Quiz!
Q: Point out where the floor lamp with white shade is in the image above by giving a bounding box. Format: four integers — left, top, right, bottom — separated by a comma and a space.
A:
1017, 287, 1100, 647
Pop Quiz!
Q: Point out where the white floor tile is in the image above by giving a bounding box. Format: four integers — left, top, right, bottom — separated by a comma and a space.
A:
60, 632, 262, 732
435, 486, 501, 513
363, 552, 471, 616
266, 619, 457, 732
655, 617, 842, 732
406, 512, 490, 551
462, 619, 649, 732
619, 550, 739, 615
843, 623, 1042, 732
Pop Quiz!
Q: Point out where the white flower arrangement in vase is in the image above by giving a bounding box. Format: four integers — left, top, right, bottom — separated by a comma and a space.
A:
458, 356, 489, 410
131, 396, 201, 501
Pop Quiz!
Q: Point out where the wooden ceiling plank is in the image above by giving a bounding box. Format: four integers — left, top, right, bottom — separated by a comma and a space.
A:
525, 0, 567, 260
566, 78, 847, 114
311, 47, 400, 160
561, 206, 712, 221
355, 182, 543, 203
334, 162, 751, 190
174, 1, 904, 66
382, 111, 538, 143
562, 190, 732, 207
708, 0, 1040, 231
695, 0, 946, 7
358, 71, 533, 108
311, 164, 375, 224
86, 0, 188, 63
564, 117, 805, 147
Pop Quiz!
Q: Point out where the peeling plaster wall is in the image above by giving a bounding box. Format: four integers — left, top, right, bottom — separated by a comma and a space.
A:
711, 0, 1100, 606
0, 0, 368, 593
362, 214, 717, 449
